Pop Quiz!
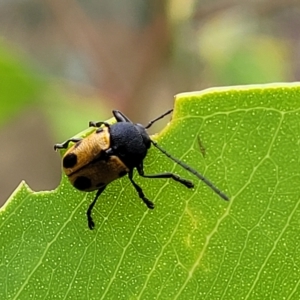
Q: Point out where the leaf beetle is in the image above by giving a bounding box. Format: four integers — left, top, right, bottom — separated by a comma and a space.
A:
54, 109, 229, 230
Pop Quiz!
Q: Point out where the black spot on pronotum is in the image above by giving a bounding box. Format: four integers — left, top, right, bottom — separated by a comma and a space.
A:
74, 176, 92, 190
63, 153, 78, 168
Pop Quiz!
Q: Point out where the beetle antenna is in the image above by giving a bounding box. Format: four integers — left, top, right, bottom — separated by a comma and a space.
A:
151, 140, 229, 201
145, 109, 173, 129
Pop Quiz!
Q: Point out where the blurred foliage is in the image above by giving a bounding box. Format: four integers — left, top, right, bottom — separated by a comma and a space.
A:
197, 11, 289, 84
42, 86, 110, 141
0, 39, 109, 135
0, 41, 45, 127
0, 0, 299, 204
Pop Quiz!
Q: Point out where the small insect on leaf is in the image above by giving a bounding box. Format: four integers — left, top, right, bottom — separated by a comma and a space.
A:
197, 135, 206, 157
55, 109, 229, 230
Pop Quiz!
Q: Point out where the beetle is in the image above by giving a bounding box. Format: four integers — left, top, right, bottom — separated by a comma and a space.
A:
54, 109, 229, 230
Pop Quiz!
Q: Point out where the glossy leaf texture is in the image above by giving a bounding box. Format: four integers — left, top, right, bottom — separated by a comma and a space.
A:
1, 83, 300, 299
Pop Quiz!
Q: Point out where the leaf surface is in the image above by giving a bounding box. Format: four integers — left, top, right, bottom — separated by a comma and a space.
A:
1, 83, 300, 299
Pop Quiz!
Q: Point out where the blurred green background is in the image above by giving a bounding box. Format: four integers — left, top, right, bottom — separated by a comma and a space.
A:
0, 0, 298, 206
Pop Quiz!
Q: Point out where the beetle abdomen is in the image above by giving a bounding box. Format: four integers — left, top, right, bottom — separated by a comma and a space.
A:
68, 155, 129, 192
63, 127, 111, 176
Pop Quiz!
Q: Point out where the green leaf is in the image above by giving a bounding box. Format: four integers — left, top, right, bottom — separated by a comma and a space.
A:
1, 82, 300, 299
0, 41, 45, 126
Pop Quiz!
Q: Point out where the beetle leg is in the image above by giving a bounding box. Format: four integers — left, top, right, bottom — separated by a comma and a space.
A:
54, 138, 83, 151
112, 110, 132, 123
128, 170, 154, 209
89, 121, 110, 128
87, 185, 106, 230
137, 164, 194, 189
90, 110, 133, 126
